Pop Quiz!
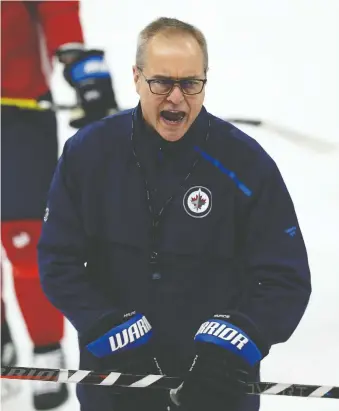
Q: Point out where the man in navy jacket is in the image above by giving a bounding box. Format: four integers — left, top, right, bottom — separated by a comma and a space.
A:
38, 17, 311, 411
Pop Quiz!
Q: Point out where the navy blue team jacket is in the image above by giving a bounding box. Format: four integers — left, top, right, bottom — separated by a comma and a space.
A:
38, 105, 311, 410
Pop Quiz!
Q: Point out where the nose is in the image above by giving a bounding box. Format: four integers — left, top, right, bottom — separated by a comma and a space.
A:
166, 84, 185, 104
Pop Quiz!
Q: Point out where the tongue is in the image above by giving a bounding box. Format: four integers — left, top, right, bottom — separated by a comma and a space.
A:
161, 111, 184, 122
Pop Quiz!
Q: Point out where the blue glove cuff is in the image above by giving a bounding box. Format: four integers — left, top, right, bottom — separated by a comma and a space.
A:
194, 318, 262, 366
86, 313, 153, 358
70, 55, 110, 83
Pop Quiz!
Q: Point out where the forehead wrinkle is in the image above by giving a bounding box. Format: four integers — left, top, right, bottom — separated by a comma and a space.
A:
149, 74, 204, 80
142, 32, 205, 79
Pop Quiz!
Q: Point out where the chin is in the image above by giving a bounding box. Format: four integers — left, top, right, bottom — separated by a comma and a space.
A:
160, 129, 186, 142
157, 123, 189, 142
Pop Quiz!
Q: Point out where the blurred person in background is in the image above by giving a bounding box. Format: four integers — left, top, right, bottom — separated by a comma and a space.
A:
1, 1, 119, 409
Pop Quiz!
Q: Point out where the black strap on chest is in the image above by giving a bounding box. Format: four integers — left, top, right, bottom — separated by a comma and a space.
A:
130, 109, 211, 267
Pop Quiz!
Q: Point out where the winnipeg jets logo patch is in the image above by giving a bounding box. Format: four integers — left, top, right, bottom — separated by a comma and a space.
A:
183, 186, 212, 218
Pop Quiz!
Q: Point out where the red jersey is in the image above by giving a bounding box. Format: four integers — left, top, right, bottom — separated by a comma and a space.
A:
1, 0, 84, 100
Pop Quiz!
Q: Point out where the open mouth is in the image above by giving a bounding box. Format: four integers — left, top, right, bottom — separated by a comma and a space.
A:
160, 110, 186, 124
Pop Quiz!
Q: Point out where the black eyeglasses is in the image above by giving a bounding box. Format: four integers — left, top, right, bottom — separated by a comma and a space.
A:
137, 67, 207, 95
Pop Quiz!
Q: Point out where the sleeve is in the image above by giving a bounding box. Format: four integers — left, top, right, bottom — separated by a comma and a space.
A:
38, 134, 116, 336
33, 0, 84, 56
239, 158, 311, 346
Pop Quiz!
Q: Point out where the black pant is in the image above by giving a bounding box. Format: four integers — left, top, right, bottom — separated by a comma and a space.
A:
1, 107, 58, 221
78, 387, 260, 411
79, 386, 170, 411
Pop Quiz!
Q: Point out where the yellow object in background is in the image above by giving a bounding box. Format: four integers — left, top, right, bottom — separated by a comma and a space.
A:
1, 97, 52, 111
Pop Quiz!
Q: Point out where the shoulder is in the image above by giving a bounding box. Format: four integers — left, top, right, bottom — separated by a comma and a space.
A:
205, 112, 280, 196
60, 108, 134, 179
210, 113, 277, 168
210, 114, 271, 161
65, 108, 133, 152
62, 108, 134, 169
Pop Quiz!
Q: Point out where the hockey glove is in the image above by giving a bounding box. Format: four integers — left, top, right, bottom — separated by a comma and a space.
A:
170, 312, 269, 410
81, 311, 162, 375
56, 47, 119, 128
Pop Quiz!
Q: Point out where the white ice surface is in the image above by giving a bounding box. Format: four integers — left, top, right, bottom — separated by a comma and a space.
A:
2, 1, 339, 409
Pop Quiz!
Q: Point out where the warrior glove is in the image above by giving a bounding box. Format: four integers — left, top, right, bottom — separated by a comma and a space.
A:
81, 311, 162, 376
170, 312, 269, 410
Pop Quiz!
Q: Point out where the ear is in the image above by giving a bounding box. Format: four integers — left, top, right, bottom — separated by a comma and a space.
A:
133, 65, 141, 92
133, 66, 140, 85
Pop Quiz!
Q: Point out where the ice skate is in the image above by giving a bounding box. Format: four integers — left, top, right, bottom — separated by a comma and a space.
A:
32, 345, 68, 410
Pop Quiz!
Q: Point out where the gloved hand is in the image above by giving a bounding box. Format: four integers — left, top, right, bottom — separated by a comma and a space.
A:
81, 311, 162, 375
56, 47, 119, 129
170, 312, 269, 410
